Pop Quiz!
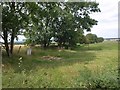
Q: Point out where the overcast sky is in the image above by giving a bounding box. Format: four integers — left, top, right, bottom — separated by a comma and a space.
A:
84, 0, 119, 38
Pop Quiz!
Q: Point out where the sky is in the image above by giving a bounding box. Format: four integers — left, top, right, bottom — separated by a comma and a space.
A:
84, 0, 119, 38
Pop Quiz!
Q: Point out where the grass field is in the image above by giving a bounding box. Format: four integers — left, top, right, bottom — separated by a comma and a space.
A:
2, 41, 119, 88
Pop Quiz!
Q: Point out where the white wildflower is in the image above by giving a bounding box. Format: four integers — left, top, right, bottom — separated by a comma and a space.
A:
19, 57, 23, 60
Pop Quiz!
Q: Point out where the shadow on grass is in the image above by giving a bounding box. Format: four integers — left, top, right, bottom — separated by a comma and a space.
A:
33, 51, 96, 67
2, 47, 97, 73
74, 44, 103, 51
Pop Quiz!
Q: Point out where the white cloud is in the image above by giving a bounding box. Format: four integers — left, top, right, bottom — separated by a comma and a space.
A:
86, 0, 119, 38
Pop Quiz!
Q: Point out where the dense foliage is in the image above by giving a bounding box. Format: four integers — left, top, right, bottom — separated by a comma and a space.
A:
97, 37, 104, 43
24, 2, 100, 48
2, 2, 101, 56
2, 2, 28, 56
85, 33, 104, 44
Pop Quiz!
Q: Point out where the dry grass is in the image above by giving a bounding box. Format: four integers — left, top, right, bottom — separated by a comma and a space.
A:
2, 41, 119, 88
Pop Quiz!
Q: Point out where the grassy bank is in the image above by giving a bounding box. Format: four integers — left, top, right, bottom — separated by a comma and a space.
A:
2, 41, 119, 88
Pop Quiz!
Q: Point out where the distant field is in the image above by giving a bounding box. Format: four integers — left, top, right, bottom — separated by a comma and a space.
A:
2, 41, 119, 88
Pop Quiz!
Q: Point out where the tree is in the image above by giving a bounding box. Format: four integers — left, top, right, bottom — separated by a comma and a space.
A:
52, 2, 100, 48
97, 37, 104, 43
86, 33, 98, 44
79, 34, 86, 44
2, 2, 101, 56
2, 2, 28, 56
24, 2, 100, 49
85, 33, 104, 44
24, 2, 61, 48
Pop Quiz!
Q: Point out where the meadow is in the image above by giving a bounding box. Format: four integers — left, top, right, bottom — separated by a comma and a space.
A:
2, 41, 119, 88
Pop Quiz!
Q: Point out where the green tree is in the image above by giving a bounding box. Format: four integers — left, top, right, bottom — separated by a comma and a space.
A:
2, 2, 28, 56
97, 37, 104, 43
79, 34, 86, 44
24, 2, 61, 48
86, 33, 98, 44
24, 2, 100, 49
2, 2, 101, 56
52, 2, 100, 48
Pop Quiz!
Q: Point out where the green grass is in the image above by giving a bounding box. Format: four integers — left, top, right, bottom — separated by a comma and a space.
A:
2, 41, 119, 88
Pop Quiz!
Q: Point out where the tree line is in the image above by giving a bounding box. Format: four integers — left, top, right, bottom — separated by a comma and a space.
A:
1, 2, 101, 57
80, 33, 104, 44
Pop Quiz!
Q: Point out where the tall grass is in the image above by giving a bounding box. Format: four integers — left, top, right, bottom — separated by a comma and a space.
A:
2, 41, 119, 88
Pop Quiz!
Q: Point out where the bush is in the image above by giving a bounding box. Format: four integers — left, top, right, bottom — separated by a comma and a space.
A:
97, 37, 104, 43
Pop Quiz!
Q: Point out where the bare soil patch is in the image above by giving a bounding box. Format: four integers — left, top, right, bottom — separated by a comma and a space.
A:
41, 55, 62, 61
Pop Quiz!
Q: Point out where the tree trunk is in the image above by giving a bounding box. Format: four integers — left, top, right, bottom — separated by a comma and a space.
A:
5, 42, 10, 57
10, 29, 15, 54
58, 42, 62, 49
43, 41, 47, 48
46, 42, 50, 47
3, 30, 10, 57
10, 3, 15, 54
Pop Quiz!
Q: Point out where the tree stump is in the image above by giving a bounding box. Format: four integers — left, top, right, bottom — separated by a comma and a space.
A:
27, 47, 32, 55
